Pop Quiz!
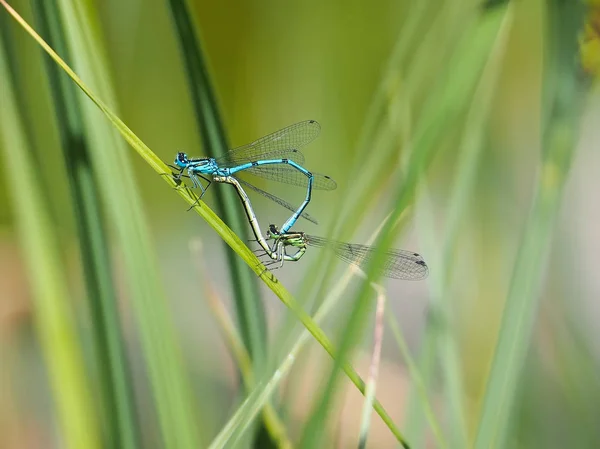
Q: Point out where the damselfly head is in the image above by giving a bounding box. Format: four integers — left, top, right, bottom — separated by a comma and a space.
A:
174, 152, 189, 168
266, 224, 280, 239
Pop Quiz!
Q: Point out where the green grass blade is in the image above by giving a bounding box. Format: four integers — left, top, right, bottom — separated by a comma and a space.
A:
269, 3, 442, 411
28, 1, 140, 447
474, 2, 586, 447
404, 5, 514, 447
551, 312, 600, 447
190, 240, 292, 448
210, 247, 414, 448
166, 0, 266, 370
0, 2, 409, 444
331, 0, 479, 248
386, 312, 447, 449
0, 27, 101, 449
474, 104, 580, 449
208, 367, 290, 449
46, 0, 201, 446
282, 5, 483, 380
300, 8, 509, 449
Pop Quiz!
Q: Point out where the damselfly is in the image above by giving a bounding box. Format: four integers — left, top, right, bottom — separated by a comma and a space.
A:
217, 176, 428, 280
171, 120, 336, 233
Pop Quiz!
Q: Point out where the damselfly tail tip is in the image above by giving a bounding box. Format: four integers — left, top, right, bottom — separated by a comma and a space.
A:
415, 259, 429, 280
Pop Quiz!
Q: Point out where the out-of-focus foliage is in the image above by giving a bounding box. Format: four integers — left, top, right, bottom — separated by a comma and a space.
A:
581, 0, 600, 80
1, 0, 599, 448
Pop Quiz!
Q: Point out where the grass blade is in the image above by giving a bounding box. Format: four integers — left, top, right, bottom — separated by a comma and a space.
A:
357, 283, 386, 449
404, 5, 514, 447
474, 2, 586, 447
47, 0, 201, 446
300, 8, 508, 448
166, 0, 266, 372
0, 26, 101, 449
28, 1, 140, 447
190, 239, 292, 448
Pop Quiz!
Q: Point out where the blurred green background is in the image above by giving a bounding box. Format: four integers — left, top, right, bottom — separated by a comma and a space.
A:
1, 0, 599, 448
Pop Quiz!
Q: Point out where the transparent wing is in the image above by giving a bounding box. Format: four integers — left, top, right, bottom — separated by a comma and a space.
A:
215, 120, 320, 167
237, 178, 319, 225
304, 235, 429, 280
242, 165, 337, 190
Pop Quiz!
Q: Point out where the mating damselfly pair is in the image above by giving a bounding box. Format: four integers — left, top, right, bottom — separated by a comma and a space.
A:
169, 120, 428, 281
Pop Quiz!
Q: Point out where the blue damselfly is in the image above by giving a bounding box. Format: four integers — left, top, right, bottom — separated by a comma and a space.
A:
171, 120, 336, 232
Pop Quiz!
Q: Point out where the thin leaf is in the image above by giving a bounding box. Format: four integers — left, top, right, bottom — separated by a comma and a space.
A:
29, 1, 140, 447
405, 5, 514, 447
166, 0, 267, 372
300, 7, 509, 448
190, 239, 292, 449
52, 0, 201, 446
474, 2, 585, 447
0, 26, 101, 449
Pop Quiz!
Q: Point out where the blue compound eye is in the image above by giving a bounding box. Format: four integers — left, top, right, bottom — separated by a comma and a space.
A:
175, 152, 188, 167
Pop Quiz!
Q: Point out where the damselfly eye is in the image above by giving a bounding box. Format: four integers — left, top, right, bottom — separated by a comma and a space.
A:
174, 152, 188, 167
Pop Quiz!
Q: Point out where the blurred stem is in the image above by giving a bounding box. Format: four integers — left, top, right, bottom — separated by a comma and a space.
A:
0, 26, 101, 449
190, 240, 293, 449
300, 2, 484, 324
474, 1, 585, 447
333, 0, 437, 231
166, 3, 271, 445
52, 0, 202, 446
386, 312, 446, 448
29, 1, 140, 448
301, 7, 509, 449
406, 5, 514, 447
166, 0, 267, 374
357, 283, 386, 449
